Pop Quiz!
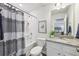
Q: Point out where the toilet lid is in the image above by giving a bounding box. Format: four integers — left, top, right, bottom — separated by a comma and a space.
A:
30, 46, 42, 55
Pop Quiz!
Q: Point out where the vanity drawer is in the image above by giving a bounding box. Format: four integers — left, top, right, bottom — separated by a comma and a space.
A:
47, 41, 64, 56
47, 41, 63, 50
47, 46, 61, 56
62, 44, 79, 56
0, 41, 3, 56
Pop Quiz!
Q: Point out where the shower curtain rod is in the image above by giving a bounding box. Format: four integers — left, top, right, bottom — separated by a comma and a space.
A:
7, 3, 37, 19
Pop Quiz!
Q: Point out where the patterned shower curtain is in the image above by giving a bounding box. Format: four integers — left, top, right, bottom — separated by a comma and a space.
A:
0, 3, 25, 56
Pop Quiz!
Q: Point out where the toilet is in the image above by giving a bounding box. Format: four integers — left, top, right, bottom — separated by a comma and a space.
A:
30, 38, 46, 56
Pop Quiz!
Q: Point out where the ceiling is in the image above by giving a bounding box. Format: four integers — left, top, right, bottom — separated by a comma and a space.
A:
51, 5, 70, 15
11, 3, 51, 13
11, 3, 71, 16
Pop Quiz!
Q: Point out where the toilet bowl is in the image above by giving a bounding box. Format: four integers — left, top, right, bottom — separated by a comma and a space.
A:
30, 46, 42, 56
30, 38, 46, 56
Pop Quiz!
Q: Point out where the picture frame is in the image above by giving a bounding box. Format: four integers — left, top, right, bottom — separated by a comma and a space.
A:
38, 20, 47, 33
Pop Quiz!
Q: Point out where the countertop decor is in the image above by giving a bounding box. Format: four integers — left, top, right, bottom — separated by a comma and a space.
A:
49, 31, 55, 38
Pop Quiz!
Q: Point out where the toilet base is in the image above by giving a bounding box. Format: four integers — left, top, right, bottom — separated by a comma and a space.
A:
30, 53, 42, 56
30, 46, 43, 56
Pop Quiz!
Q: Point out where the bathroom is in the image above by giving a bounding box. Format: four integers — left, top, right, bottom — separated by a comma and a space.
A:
1, 2, 79, 57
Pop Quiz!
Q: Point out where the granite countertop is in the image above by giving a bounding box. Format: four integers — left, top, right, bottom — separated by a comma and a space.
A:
47, 37, 79, 47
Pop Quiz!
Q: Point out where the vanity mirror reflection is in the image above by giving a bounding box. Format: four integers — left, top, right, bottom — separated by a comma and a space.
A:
51, 4, 74, 39
54, 18, 64, 35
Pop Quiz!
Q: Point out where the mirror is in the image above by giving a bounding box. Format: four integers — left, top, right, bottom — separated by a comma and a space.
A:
51, 4, 73, 36
54, 18, 64, 35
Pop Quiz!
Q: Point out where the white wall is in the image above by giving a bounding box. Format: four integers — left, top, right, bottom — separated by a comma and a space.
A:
24, 13, 37, 47
30, 4, 55, 38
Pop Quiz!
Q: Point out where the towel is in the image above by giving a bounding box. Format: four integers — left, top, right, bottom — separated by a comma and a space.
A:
76, 24, 79, 38
0, 13, 4, 40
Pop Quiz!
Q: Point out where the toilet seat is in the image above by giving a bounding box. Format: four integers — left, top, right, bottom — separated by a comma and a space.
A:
30, 46, 42, 56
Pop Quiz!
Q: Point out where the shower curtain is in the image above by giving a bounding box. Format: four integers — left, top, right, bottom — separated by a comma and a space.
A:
0, 3, 25, 56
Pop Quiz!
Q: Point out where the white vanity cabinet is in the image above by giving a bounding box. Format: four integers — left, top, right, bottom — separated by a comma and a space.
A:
62, 44, 79, 56
47, 41, 64, 56
47, 41, 79, 56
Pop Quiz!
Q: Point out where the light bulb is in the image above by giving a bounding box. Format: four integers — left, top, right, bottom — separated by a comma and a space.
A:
19, 4, 22, 7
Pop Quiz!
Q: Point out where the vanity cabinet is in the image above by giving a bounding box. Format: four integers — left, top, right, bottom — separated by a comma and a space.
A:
47, 41, 64, 56
0, 41, 4, 56
62, 44, 79, 56
47, 41, 79, 56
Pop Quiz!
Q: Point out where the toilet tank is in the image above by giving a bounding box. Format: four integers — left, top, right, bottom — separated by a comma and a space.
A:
36, 38, 46, 47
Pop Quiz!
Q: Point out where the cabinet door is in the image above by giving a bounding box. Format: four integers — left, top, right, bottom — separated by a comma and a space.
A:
0, 41, 3, 56
47, 41, 63, 56
47, 45, 60, 56
47, 41, 79, 56
47, 41, 63, 50
62, 44, 79, 56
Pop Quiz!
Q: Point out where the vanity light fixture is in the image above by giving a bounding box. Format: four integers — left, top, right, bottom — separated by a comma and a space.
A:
55, 3, 68, 10
56, 3, 62, 10
61, 4, 67, 8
